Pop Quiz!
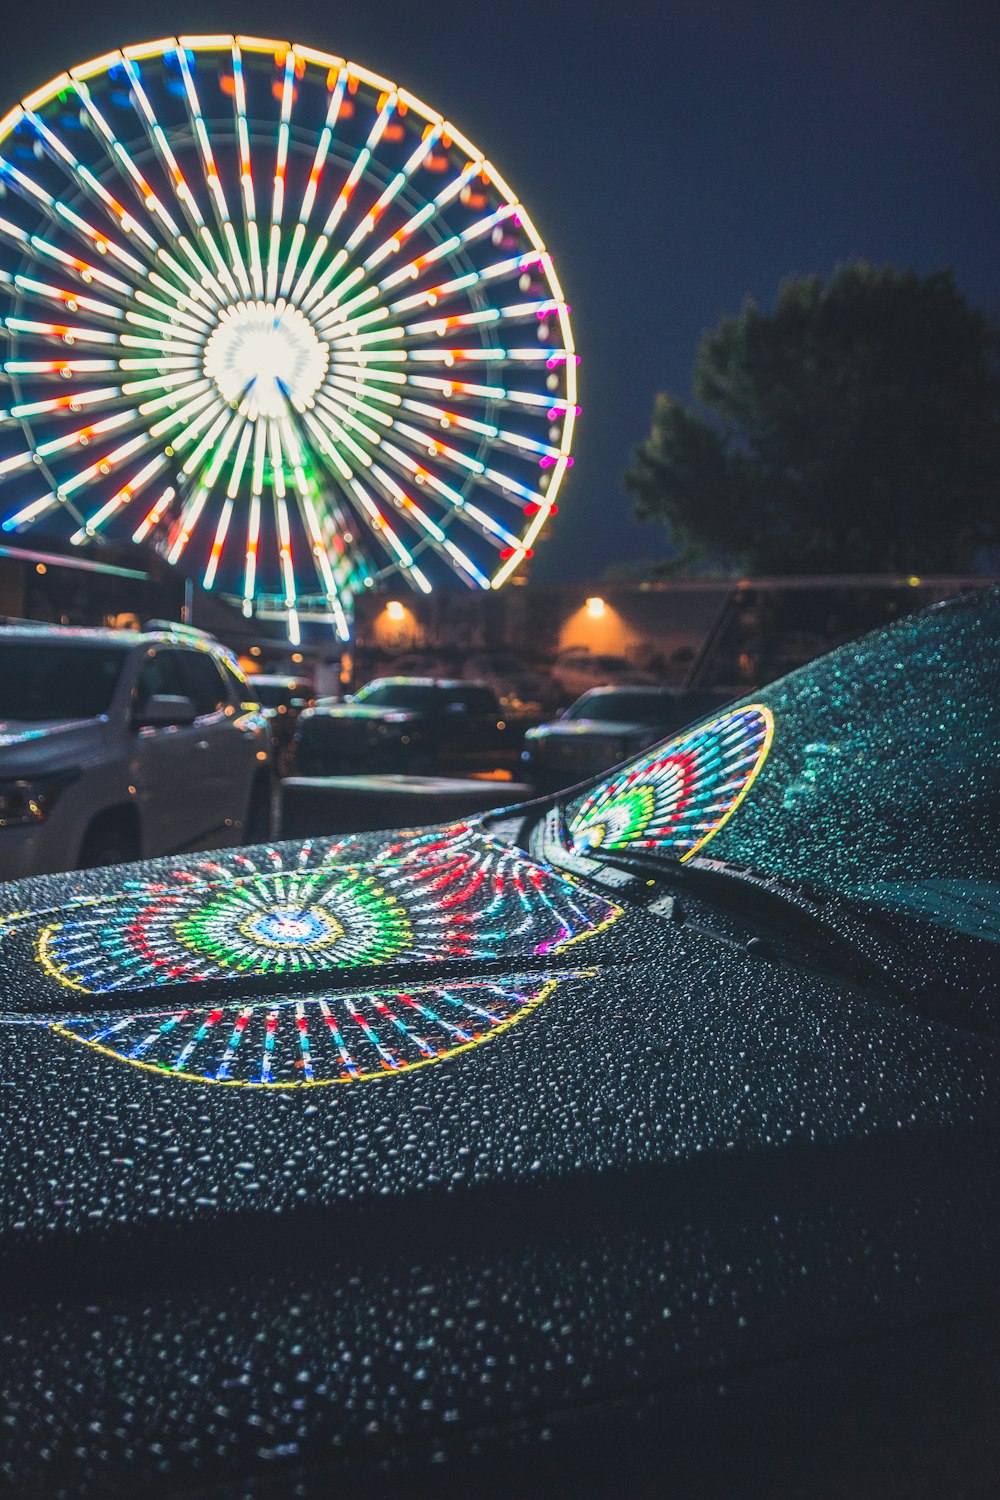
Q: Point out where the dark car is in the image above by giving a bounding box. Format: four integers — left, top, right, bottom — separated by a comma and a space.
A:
248, 674, 315, 772
291, 676, 513, 777
521, 684, 728, 791
0, 589, 997, 1497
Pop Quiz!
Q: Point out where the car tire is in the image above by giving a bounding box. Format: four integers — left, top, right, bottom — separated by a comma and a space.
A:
78, 810, 140, 870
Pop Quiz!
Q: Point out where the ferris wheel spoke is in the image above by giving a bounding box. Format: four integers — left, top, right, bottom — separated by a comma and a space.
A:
24, 109, 159, 260
165, 481, 211, 563
119, 55, 232, 307
373, 201, 515, 297
360, 160, 484, 282
278, 60, 349, 300
3, 384, 123, 421
279, 418, 352, 636
172, 44, 248, 300
0, 205, 129, 304
10, 274, 122, 324
132, 284, 215, 336
3, 429, 153, 531
263, 50, 298, 304
179, 404, 236, 484
71, 75, 186, 245
143, 386, 218, 442
396, 394, 564, 466
365, 461, 489, 588
228, 42, 265, 298
372, 435, 521, 554
341, 123, 442, 263
69, 453, 169, 541
300, 408, 430, 589
0, 155, 146, 294
293, 89, 399, 313
131, 484, 176, 542
305, 121, 445, 316
201, 496, 234, 590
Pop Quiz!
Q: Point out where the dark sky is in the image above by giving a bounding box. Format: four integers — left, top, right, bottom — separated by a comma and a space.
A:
2, 0, 997, 580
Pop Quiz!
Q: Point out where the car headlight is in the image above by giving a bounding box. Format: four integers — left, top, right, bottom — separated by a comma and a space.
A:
0, 770, 79, 829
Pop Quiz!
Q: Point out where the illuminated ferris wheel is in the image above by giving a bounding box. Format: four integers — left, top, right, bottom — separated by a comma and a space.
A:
0, 36, 577, 638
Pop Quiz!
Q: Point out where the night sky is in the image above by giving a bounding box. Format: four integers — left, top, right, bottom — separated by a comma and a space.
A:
1, 0, 997, 580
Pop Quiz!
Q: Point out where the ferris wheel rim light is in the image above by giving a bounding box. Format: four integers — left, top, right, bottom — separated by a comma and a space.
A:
0, 36, 577, 631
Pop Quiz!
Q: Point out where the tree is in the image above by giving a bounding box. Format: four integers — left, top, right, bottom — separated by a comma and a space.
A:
626, 264, 1000, 574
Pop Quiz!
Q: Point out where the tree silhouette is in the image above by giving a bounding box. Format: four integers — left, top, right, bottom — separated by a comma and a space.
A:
627, 265, 1000, 574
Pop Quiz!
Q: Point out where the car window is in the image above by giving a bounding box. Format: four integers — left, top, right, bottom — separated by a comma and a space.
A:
134, 649, 183, 710
252, 681, 296, 709
443, 686, 496, 714
564, 692, 676, 724
559, 590, 1000, 937
176, 652, 229, 717
0, 643, 128, 721
354, 682, 439, 710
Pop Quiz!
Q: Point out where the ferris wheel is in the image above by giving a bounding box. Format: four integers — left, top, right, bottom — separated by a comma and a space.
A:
0, 36, 577, 638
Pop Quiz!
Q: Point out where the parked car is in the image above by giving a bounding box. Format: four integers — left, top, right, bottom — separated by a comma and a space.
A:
462, 650, 547, 717
521, 684, 729, 790
0, 623, 273, 878
292, 676, 514, 777
0, 588, 997, 1497
548, 648, 660, 702
247, 674, 314, 771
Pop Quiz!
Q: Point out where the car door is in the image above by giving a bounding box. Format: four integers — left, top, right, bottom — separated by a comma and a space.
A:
439, 686, 504, 772
129, 648, 208, 856
174, 649, 256, 845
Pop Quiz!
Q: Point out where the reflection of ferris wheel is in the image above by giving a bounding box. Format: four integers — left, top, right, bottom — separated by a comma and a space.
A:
0, 37, 577, 638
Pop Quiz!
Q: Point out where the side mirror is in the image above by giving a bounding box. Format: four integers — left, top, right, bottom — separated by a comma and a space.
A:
135, 693, 198, 729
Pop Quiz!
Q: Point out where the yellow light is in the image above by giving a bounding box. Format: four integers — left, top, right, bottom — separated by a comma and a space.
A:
35, 563, 47, 575
250, 645, 261, 657
291, 652, 303, 663
586, 596, 606, 618
386, 599, 405, 621
907, 575, 922, 587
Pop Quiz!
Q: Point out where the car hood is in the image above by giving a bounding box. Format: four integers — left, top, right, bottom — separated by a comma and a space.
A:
0, 820, 623, 1017
0, 818, 997, 1493
529, 718, 654, 740
0, 715, 108, 775
304, 703, 423, 725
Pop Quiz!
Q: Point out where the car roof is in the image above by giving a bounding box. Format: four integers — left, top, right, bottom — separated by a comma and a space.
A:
366, 676, 494, 691
0, 622, 226, 653
576, 684, 677, 697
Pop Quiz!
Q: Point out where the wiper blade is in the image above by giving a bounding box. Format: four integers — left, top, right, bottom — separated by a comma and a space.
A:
573, 846, 914, 1004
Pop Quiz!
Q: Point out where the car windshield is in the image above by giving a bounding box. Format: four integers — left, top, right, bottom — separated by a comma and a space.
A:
0, 642, 128, 721
564, 692, 676, 724
548, 590, 1000, 941
253, 681, 305, 708
354, 681, 438, 710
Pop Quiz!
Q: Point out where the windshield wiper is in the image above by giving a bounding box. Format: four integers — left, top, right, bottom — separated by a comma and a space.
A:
551, 839, 914, 1005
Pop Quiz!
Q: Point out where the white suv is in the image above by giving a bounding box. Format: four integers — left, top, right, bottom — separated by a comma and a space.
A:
0, 624, 274, 879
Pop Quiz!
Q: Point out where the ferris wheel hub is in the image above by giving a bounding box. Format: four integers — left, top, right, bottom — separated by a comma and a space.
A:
203, 300, 328, 420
